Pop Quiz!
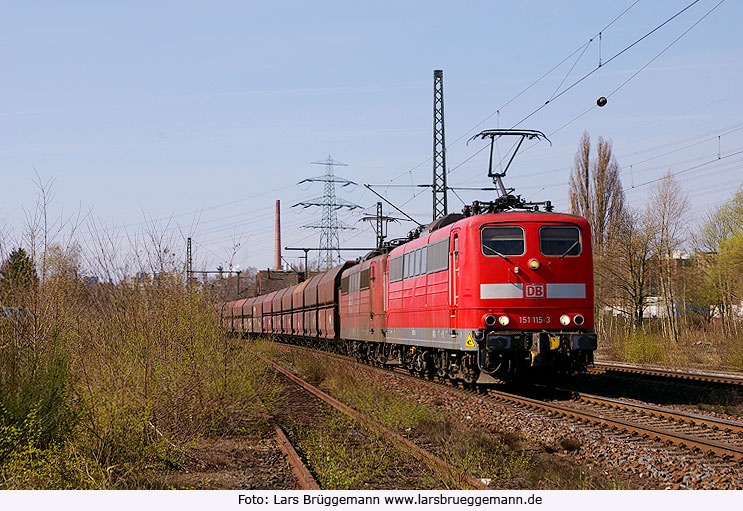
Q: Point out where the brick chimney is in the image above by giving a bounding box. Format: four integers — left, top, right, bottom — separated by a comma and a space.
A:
275, 199, 282, 270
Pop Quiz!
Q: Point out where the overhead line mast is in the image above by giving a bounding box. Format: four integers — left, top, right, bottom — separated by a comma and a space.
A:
433, 69, 448, 221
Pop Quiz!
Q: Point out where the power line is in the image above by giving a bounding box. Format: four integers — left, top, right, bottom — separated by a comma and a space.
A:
622, 121, 743, 159
449, 0, 642, 151
446, 133, 743, 210
446, 0, 718, 180
78, 182, 298, 243
505, 100, 743, 173
497, 2, 732, 177
528, 0, 729, 144
605, 0, 726, 104
509, 0, 703, 130
623, 148, 743, 191
627, 128, 743, 167
381, 0, 642, 188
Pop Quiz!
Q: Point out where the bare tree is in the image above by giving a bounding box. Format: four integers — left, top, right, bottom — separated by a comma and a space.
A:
600, 209, 654, 328
83, 218, 128, 284
569, 132, 592, 229
22, 172, 87, 283
568, 132, 626, 254
647, 171, 689, 343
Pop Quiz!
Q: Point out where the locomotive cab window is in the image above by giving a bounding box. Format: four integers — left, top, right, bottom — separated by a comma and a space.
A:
540, 226, 581, 257
481, 226, 524, 257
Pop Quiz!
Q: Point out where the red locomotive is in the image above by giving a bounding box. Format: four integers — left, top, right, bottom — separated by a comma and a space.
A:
222, 130, 597, 382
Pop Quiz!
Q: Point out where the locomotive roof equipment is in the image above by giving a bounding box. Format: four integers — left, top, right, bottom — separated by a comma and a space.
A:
465, 129, 554, 215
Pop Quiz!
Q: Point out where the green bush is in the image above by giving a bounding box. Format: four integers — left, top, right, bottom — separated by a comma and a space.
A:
620, 330, 667, 364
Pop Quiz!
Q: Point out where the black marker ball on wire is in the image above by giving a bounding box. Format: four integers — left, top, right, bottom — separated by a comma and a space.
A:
597, 96, 607, 107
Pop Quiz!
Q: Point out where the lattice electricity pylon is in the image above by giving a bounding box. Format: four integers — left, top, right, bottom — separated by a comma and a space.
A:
293, 155, 361, 269
433, 69, 448, 221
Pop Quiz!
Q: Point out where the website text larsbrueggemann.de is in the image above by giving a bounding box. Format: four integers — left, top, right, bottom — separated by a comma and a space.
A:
239, 493, 543, 507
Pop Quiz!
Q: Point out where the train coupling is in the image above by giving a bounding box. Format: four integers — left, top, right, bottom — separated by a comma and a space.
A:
570, 333, 597, 351
484, 331, 527, 351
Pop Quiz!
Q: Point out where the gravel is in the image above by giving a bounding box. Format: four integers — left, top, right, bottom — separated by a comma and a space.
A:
346, 363, 743, 489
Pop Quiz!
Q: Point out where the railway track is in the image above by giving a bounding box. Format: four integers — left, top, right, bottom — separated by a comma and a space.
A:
490, 388, 743, 462
251, 389, 320, 490
274, 424, 320, 490
270, 342, 743, 463
591, 361, 743, 387
255, 351, 489, 490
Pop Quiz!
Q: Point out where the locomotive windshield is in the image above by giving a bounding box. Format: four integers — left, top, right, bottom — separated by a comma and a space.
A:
481, 226, 524, 256
540, 226, 581, 257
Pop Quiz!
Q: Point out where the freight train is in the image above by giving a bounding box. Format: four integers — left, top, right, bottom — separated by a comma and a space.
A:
221, 130, 597, 383
221, 206, 597, 383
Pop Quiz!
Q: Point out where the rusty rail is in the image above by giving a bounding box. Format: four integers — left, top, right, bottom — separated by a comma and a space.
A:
256, 352, 488, 490
274, 424, 321, 490
591, 362, 743, 387
574, 392, 743, 434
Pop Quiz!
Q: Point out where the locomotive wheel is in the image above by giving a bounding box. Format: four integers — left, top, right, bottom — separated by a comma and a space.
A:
359, 341, 369, 362
435, 351, 449, 379
370, 343, 380, 366
412, 350, 428, 375
401, 347, 414, 372
367, 343, 376, 365
461, 353, 478, 385
424, 351, 437, 380
375, 343, 389, 366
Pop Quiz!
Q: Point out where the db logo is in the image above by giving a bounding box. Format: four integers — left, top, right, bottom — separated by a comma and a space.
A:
525, 284, 545, 298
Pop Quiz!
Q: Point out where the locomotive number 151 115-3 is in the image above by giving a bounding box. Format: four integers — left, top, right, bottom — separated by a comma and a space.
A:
518, 316, 551, 325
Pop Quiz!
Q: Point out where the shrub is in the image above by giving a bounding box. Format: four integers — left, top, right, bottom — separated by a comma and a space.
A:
1, 272, 273, 488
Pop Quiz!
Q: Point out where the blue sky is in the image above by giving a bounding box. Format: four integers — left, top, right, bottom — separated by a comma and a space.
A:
1, 1, 741, 272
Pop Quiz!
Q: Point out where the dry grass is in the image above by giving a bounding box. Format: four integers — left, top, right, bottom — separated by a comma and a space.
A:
597, 314, 743, 371
285, 410, 445, 490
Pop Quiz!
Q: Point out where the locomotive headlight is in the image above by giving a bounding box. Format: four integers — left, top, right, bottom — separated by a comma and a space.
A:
559, 314, 571, 326
574, 314, 585, 326
528, 258, 540, 270
498, 315, 510, 327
